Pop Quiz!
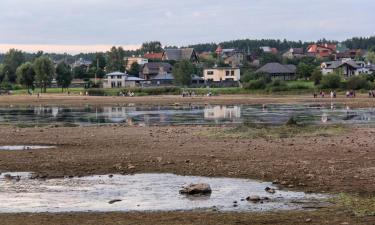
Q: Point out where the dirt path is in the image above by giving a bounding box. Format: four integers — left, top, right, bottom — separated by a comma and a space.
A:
1, 94, 375, 108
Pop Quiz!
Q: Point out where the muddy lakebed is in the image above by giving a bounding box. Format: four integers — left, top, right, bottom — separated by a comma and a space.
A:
0, 173, 330, 213
0, 103, 374, 126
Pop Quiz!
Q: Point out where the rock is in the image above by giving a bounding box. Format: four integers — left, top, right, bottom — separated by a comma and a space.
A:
272, 180, 280, 184
156, 157, 163, 163
179, 183, 212, 195
265, 187, 276, 194
108, 199, 122, 204
246, 195, 261, 202
305, 218, 312, 223
127, 164, 136, 170
108, 174, 114, 178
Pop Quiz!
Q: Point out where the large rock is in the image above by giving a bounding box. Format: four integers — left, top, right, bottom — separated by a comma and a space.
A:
179, 183, 212, 195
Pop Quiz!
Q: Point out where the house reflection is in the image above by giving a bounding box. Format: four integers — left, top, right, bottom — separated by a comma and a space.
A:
102, 107, 131, 123
204, 106, 241, 121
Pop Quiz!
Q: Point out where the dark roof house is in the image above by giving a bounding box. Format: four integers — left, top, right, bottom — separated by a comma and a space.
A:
162, 48, 199, 62
256, 63, 296, 80
140, 62, 173, 80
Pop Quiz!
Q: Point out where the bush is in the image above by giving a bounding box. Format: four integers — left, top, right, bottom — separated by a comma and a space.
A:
266, 80, 288, 92
321, 73, 341, 89
244, 79, 267, 89
346, 75, 371, 90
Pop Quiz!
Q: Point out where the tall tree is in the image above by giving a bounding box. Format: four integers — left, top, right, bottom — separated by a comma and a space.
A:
3, 49, 25, 83
128, 62, 140, 76
56, 62, 73, 92
33, 56, 54, 93
141, 41, 163, 53
16, 62, 35, 91
172, 60, 195, 86
106, 46, 125, 72
296, 62, 315, 80
367, 51, 375, 64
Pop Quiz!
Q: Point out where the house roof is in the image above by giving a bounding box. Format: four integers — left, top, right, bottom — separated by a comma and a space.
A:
144, 52, 163, 60
290, 48, 304, 54
325, 60, 361, 69
151, 73, 174, 80
106, 71, 126, 76
143, 62, 173, 75
256, 63, 296, 74
126, 76, 145, 81
163, 48, 196, 61
192, 75, 204, 80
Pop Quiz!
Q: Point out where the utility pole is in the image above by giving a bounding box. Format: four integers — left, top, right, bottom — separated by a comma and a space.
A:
95, 58, 99, 86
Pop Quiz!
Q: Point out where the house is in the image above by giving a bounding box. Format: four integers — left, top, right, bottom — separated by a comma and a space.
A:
103, 71, 145, 88
336, 49, 363, 60
73, 58, 92, 68
282, 48, 305, 59
151, 73, 174, 85
260, 46, 278, 54
140, 62, 173, 80
321, 60, 371, 77
256, 63, 296, 80
144, 52, 164, 61
203, 67, 241, 82
215, 46, 244, 67
306, 44, 336, 58
125, 56, 148, 70
162, 48, 199, 62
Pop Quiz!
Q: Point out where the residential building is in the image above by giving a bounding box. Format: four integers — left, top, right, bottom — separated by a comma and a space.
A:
256, 63, 296, 80
306, 44, 336, 58
321, 60, 371, 77
162, 48, 199, 62
144, 52, 164, 61
125, 56, 148, 70
73, 58, 92, 68
203, 67, 241, 82
260, 46, 278, 54
140, 62, 173, 80
282, 48, 305, 59
103, 71, 145, 88
151, 73, 174, 85
215, 46, 244, 67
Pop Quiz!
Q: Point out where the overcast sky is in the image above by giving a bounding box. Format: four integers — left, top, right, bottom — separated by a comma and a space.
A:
0, 0, 374, 53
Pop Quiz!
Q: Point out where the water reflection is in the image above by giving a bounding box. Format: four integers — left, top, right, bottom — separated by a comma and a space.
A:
0, 104, 374, 126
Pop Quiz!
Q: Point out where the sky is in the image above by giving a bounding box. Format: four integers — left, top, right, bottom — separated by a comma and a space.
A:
0, 0, 374, 54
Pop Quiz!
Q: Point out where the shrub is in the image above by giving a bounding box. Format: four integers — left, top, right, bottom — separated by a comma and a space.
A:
266, 80, 288, 92
244, 79, 267, 89
321, 73, 341, 89
346, 75, 371, 90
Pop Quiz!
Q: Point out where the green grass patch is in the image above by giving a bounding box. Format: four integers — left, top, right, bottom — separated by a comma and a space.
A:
337, 193, 375, 217
12, 88, 85, 95
200, 122, 347, 139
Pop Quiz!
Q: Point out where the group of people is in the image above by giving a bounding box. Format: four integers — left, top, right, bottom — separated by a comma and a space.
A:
119, 91, 135, 97
313, 90, 337, 98
181, 91, 196, 97
345, 90, 356, 98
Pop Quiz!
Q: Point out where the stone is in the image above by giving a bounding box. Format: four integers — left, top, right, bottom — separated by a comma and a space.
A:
246, 195, 261, 202
108, 199, 122, 204
179, 183, 212, 195
305, 218, 312, 223
265, 187, 276, 194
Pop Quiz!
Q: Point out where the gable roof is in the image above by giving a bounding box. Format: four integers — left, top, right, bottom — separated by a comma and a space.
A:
325, 60, 360, 69
142, 62, 172, 74
163, 48, 197, 61
144, 52, 163, 60
256, 63, 296, 74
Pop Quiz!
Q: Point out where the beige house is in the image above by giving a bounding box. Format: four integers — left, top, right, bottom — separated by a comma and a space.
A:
125, 57, 148, 70
103, 71, 145, 88
203, 67, 240, 82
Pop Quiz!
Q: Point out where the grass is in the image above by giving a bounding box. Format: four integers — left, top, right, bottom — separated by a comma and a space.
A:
337, 193, 375, 217
200, 122, 347, 139
12, 88, 85, 95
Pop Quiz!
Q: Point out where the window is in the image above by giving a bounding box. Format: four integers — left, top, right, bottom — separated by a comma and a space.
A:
118, 75, 122, 79
207, 71, 214, 75
231, 70, 235, 76
111, 81, 116, 88
226, 71, 230, 76
117, 82, 122, 87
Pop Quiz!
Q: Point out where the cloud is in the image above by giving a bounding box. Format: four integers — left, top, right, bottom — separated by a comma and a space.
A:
0, 0, 374, 53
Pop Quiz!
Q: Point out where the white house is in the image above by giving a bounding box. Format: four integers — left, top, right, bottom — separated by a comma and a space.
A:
103, 71, 145, 88
321, 60, 371, 77
203, 67, 241, 82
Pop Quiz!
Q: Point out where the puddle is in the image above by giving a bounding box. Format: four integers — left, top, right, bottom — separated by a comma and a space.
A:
0, 104, 374, 126
0, 173, 329, 213
0, 146, 55, 151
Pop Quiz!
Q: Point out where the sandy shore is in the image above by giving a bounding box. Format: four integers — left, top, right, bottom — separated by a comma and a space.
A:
0, 94, 375, 108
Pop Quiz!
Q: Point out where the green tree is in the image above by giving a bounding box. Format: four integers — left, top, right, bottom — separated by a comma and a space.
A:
93, 53, 106, 69
172, 60, 195, 86
106, 46, 125, 72
56, 62, 73, 92
346, 75, 372, 90
33, 56, 54, 93
321, 73, 341, 89
1, 73, 12, 90
128, 62, 140, 76
16, 62, 35, 91
0, 64, 4, 82
367, 51, 375, 64
3, 49, 25, 83
73, 66, 88, 79
141, 41, 163, 53
296, 62, 315, 80
260, 53, 281, 65
311, 69, 323, 85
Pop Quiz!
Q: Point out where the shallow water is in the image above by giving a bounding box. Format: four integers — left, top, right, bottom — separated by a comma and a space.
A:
0, 146, 55, 151
0, 173, 328, 213
0, 104, 374, 126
